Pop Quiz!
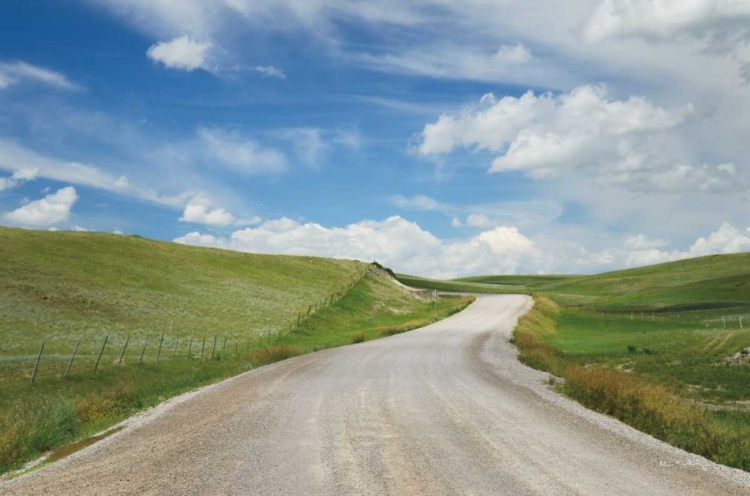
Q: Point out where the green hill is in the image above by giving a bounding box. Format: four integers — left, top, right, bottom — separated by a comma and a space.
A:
0, 226, 365, 357
535, 253, 750, 311
0, 226, 473, 474
453, 274, 578, 287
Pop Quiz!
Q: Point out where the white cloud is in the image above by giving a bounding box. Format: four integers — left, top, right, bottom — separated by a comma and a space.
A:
147, 36, 212, 71
279, 127, 329, 166
0, 168, 37, 192
417, 85, 717, 192
466, 213, 494, 228
624, 234, 668, 251
179, 194, 262, 228
175, 215, 539, 278
180, 196, 235, 227
253, 65, 286, 79
356, 43, 537, 83
625, 222, 750, 267
0, 61, 80, 91
584, 0, 750, 44
0, 139, 188, 207
451, 217, 462, 228
3, 186, 78, 227
611, 162, 743, 194
198, 128, 287, 175
389, 194, 443, 211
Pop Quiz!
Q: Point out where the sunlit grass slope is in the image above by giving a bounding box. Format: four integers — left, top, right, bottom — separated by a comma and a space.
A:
536, 253, 750, 311
0, 226, 365, 357
395, 274, 525, 294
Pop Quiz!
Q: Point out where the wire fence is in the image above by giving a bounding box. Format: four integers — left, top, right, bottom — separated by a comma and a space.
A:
4, 275, 366, 386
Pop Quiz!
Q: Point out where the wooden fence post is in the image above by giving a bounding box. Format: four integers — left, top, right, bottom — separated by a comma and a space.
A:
187, 336, 193, 359
118, 335, 130, 367
94, 335, 108, 373
201, 336, 206, 359
211, 335, 217, 359
222, 335, 227, 357
139, 335, 149, 364
172, 338, 180, 359
156, 333, 165, 362
31, 341, 45, 384
65, 338, 81, 378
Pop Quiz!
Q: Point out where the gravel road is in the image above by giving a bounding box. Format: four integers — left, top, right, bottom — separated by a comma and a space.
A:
3, 295, 749, 495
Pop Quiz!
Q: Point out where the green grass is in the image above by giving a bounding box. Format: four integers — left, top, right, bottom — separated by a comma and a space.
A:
396, 273, 527, 294
0, 226, 367, 359
453, 274, 577, 287
0, 227, 475, 475
537, 252, 750, 312
282, 266, 475, 350
513, 298, 750, 471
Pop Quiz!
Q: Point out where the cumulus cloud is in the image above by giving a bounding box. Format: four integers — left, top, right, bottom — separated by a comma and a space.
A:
3, 186, 78, 227
584, 0, 750, 45
625, 222, 750, 267
0, 61, 80, 91
415, 85, 735, 194
253, 65, 286, 79
147, 36, 212, 71
179, 195, 262, 227
198, 128, 287, 175
175, 215, 539, 278
180, 196, 236, 227
466, 213, 494, 228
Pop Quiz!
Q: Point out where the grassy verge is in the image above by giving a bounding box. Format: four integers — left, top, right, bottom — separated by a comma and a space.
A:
0, 264, 474, 475
279, 265, 476, 350
514, 296, 750, 471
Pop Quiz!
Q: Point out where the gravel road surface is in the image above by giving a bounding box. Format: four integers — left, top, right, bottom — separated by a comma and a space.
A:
3, 295, 749, 495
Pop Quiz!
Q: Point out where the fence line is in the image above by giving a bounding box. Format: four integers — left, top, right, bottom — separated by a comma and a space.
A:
18, 272, 367, 386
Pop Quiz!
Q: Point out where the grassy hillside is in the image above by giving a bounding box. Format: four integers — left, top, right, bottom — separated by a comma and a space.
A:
0, 226, 365, 358
283, 266, 475, 350
537, 253, 750, 312
395, 274, 525, 294
453, 274, 577, 287
0, 227, 474, 474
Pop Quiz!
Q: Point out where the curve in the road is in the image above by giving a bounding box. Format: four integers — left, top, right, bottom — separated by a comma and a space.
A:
2, 295, 749, 495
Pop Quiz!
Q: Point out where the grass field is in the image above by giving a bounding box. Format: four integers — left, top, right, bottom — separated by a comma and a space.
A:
0, 227, 473, 475
492, 254, 750, 471
537, 252, 750, 312
395, 274, 526, 294
453, 274, 578, 287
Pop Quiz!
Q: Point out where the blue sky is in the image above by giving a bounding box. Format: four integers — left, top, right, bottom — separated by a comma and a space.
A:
1, 1, 750, 277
